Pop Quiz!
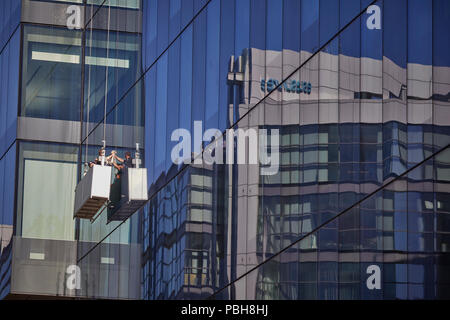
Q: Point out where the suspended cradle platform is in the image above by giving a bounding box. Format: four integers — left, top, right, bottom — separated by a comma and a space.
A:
108, 167, 148, 222
74, 165, 112, 220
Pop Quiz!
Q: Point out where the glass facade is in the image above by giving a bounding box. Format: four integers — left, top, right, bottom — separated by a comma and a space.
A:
0, 28, 20, 159
0, 0, 21, 301
0, 0, 450, 300
0, 0, 21, 51
0, 0, 143, 299
16, 142, 78, 241
211, 146, 450, 300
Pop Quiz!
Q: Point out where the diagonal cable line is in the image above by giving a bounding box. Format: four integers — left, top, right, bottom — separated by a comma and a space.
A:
208, 143, 450, 299
77, 0, 378, 264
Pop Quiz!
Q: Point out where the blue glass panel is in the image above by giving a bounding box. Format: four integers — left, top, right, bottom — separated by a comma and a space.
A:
181, 0, 194, 28
191, 10, 207, 153
3, 143, 16, 227
235, 0, 250, 55
179, 26, 193, 133
157, 0, 170, 54
144, 0, 158, 66
0, 155, 4, 228
154, 55, 168, 175
0, 44, 7, 156
283, 0, 300, 52
0, 0, 21, 51
145, 67, 157, 184
169, 0, 182, 39
219, 0, 235, 130
84, 30, 142, 126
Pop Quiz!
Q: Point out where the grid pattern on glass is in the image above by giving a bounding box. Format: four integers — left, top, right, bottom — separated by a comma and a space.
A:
210, 145, 450, 300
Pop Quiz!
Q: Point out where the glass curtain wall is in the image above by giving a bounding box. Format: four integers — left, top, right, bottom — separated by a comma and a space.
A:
31, 0, 139, 10
16, 142, 78, 241
78, 1, 144, 248
0, 143, 17, 299
0, 29, 20, 161
17, 24, 82, 242
1, 0, 145, 299
73, 2, 144, 300
72, 0, 450, 300
15, 1, 143, 245
0, 0, 21, 300
15, 0, 143, 299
